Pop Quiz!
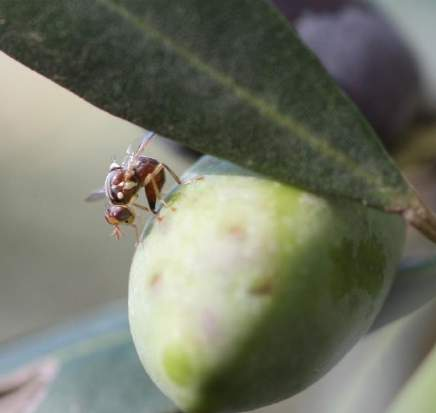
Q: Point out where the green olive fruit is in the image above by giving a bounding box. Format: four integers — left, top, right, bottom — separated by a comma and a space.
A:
129, 157, 405, 413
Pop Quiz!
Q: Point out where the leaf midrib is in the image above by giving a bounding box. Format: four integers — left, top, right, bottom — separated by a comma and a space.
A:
96, 0, 398, 199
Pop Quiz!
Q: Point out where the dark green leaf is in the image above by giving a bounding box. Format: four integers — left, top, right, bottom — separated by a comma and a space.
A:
0, 0, 413, 211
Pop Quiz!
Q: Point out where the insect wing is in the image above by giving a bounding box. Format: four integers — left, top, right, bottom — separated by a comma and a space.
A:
85, 187, 106, 202
136, 131, 156, 156
126, 130, 156, 170
122, 144, 134, 168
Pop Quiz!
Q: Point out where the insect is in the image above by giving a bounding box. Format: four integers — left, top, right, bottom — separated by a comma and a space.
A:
86, 131, 182, 241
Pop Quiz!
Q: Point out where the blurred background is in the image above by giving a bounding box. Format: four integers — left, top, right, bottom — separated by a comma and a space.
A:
1, 0, 436, 412
0, 52, 192, 344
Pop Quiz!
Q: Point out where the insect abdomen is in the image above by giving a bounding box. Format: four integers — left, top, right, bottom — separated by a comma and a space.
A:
135, 157, 166, 213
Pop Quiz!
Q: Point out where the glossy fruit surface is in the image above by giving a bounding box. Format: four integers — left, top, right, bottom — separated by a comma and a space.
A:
129, 158, 405, 413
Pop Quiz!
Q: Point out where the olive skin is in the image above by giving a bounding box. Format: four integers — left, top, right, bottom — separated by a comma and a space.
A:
129, 159, 405, 413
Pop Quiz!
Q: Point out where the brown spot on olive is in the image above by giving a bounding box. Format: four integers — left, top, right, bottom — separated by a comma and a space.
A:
249, 277, 274, 296
228, 226, 245, 239
149, 273, 162, 289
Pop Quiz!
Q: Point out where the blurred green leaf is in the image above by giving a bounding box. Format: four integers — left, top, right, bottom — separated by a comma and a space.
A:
35, 335, 174, 413
371, 256, 436, 331
0, 305, 175, 413
386, 341, 436, 413
0, 0, 413, 212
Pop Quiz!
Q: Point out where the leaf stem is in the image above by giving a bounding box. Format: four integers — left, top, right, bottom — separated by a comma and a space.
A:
403, 192, 436, 243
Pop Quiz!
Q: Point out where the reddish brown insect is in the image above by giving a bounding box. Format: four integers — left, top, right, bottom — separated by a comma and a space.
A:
86, 131, 181, 241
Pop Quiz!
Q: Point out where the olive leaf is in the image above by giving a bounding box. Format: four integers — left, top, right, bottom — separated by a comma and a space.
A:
0, 306, 176, 413
1, 0, 436, 240
386, 341, 436, 413
370, 256, 436, 331
0, 359, 59, 412
32, 337, 175, 413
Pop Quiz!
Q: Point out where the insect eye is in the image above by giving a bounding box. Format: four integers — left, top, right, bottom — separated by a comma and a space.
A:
109, 161, 121, 171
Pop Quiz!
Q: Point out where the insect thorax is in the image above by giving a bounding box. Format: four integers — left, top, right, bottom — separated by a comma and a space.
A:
105, 168, 140, 205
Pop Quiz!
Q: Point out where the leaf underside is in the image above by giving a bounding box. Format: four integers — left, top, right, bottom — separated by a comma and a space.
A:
0, 311, 175, 413
386, 342, 436, 413
0, 0, 412, 210
34, 337, 175, 413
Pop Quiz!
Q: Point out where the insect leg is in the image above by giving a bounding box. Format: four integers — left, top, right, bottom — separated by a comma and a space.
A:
141, 164, 163, 214
130, 223, 140, 244
182, 176, 205, 185
143, 164, 177, 214
162, 163, 182, 185
132, 202, 150, 212
147, 174, 175, 212
150, 162, 200, 186
143, 163, 164, 186
112, 225, 122, 240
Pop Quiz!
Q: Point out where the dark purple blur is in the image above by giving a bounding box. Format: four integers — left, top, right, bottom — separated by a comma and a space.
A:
272, 0, 421, 147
